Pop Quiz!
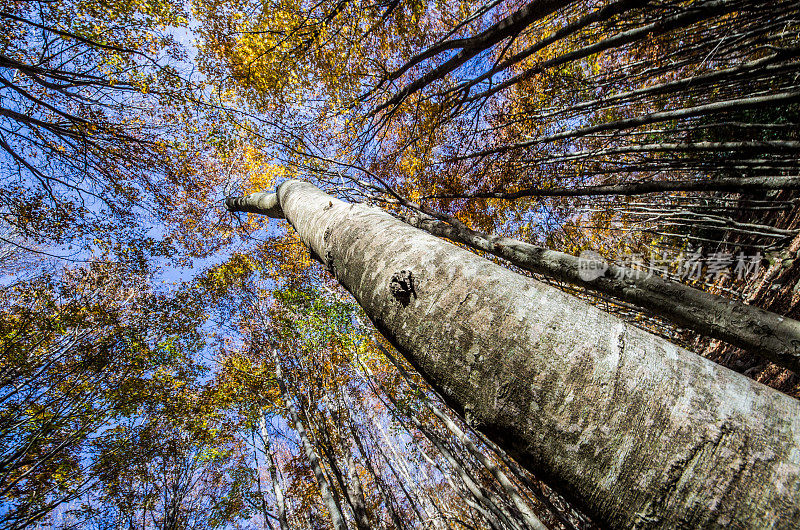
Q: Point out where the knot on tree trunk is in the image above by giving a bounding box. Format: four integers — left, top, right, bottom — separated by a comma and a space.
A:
390, 270, 416, 307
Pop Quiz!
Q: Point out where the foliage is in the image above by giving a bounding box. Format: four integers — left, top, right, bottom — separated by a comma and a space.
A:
0, 261, 210, 529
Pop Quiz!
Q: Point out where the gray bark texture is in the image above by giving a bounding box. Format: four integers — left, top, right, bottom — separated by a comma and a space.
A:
399, 211, 800, 374
227, 180, 800, 528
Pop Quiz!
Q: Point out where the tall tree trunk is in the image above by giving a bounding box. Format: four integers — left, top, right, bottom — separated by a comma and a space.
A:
267, 450, 288, 530
252, 443, 276, 530
430, 175, 800, 199
229, 180, 800, 528
361, 353, 528, 529
372, 371, 524, 530
380, 341, 575, 528
259, 416, 289, 530
369, 400, 440, 525
398, 208, 800, 373
272, 351, 347, 530
414, 433, 505, 530
343, 447, 371, 527
306, 406, 370, 530
331, 392, 373, 530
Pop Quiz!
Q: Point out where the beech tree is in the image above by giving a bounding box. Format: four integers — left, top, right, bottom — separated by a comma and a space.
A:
204, 0, 799, 359
227, 179, 800, 528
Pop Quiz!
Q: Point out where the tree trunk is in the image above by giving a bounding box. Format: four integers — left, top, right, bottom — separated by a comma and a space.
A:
342, 407, 408, 529
259, 416, 289, 530
369, 399, 441, 525
273, 350, 347, 530
380, 379, 524, 530
379, 342, 573, 529
430, 175, 800, 199
331, 392, 373, 530
374, 0, 577, 113
307, 407, 370, 530
398, 209, 800, 373
383, 345, 547, 530
229, 180, 800, 528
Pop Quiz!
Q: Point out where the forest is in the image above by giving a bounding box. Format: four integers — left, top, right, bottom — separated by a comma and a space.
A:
1, 0, 799, 527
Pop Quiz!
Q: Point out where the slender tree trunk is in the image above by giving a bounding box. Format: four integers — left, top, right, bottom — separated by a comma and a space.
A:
372, 427, 431, 526
229, 180, 800, 528
343, 447, 371, 529
259, 417, 289, 530
252, 444, 276, 530
330, 392, 373, 530
343, 411, 408, 529
362, 354, 527, 529
374, 373, 524, 530
267, 451, 287, 530
415, 435, 505, 530
460, 90, 800, 158
309, 410, 369, 530
272, 350, 347, 530
370, 401, 440, 525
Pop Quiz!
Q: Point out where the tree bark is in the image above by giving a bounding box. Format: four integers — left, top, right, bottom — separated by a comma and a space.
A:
229, 180, 800, 529
398, 209, 800, 373
377, 341, 577, 529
